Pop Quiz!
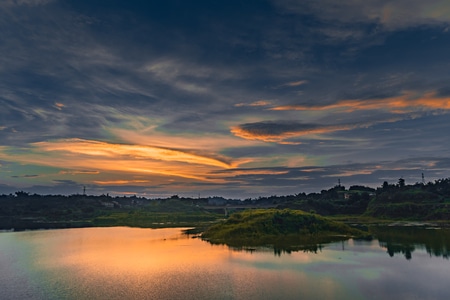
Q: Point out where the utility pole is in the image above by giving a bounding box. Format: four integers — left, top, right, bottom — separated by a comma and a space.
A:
422, 173, 425, 185
83, 186, 86, 196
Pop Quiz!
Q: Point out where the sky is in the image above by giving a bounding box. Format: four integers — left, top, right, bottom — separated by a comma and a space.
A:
1, 0, 450, 198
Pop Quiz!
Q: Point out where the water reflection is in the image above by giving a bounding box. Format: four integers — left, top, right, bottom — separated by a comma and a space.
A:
371, 226, 450, 259
201, 226, 450, 260
229, 244, 325, 256
1, 227, 450, 300
204, 234, 352, 257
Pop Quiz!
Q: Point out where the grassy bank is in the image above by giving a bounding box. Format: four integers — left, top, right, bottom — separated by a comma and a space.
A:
92, 210, 221, 228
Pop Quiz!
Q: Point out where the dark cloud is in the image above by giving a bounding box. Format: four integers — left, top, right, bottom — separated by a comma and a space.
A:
11, 175, 38, 178
238, 121, 319, 136
437, 86, 450, 97
231, 120, 366, 143
52, 179, 79, 185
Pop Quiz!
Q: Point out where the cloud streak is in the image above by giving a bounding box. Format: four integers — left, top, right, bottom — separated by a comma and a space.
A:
0, 138, 243, 185
34, 139, 234, 169
271, 91, 450, 113
231, 121, 354, 143
230, 117, 407, 144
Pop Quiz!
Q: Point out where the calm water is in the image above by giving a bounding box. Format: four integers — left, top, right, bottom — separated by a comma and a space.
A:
1, 227, 449, 300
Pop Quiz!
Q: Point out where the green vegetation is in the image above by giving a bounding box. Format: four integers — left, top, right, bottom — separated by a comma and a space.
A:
264, 178, 450, 221
0, 193, 222, 230
202, 209, 369, 248
364, 178, 450, 220
2, 176, 450, 235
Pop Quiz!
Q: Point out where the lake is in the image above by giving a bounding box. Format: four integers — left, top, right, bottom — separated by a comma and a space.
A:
1, 226, 449, 300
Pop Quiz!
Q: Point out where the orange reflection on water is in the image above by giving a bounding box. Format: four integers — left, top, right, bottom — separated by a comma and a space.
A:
36, 227, 229, 273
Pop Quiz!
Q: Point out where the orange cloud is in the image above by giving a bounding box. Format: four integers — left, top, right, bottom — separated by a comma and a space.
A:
271, 91, 450, 113
54, 102, 65, 110
231, 122, 358, 143
111, 128, 256, 152
0, 139, 241, 183
93, 180, 150, 185
35, 139, 233, 169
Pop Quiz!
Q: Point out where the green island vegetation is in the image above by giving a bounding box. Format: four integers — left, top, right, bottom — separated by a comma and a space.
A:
1, 177, 450, 250
201, 208, 369, 249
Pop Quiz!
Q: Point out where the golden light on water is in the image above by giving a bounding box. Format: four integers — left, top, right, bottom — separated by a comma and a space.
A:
37, 227, 231, 272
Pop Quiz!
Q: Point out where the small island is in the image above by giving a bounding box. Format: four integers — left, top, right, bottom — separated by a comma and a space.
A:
202, 209, 369, 250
